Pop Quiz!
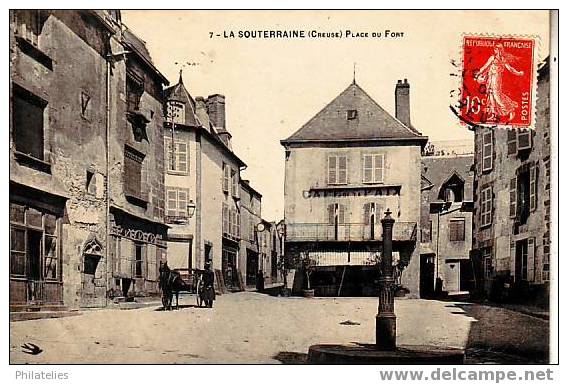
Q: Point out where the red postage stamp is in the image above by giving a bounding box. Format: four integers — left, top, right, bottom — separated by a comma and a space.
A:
460, 35, 537, 128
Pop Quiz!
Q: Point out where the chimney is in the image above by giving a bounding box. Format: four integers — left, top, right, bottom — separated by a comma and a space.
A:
395, 78, 411, 127
206, 94, 226, 130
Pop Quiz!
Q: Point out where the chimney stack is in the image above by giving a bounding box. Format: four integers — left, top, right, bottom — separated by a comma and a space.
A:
395, 78, 411, 127
206, 94, 226, 130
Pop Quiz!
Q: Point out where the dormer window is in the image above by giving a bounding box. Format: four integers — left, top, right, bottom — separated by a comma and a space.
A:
347, 109, 358, 120
167, 101, 185, 125
439, 173, 465, 203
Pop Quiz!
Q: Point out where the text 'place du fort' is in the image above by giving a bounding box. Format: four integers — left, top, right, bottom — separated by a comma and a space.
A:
9, 10, 551, 316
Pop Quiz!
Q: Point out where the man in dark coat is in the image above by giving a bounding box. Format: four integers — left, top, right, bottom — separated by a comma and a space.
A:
202, 262, 216, 308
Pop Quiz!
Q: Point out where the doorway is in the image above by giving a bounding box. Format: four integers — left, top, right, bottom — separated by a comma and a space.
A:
420, 254, 435, 298
246, 250, 259, 286
26, 230, 42, 302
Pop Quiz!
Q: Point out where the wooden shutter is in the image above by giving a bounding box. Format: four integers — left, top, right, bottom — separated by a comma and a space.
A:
507, 129, 517, 155
178, 189, 188, 217
166, 188, 177, 217
164, 137, 172, 170
517, 130, 532, 151
338, 204, 347, 224
362, 155, 373, 183
530, 163, 537, 212
176, 142, 188, 173
147, 244, 157, 280
363, 203, 371, 225
527, 237, 535, 282
338, 156, 347, 184
482, 130, 493, 172
509, 241, 516, 280
509, 177, 517, 218
487, 187, 493, 225
374, 154, 384, 182
222, 203, 229, 234
327, 204, 335, 225
328, 156, 337, 184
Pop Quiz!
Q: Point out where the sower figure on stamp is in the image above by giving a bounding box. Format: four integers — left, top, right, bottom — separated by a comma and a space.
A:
201, 261, 216, 308
474, 43, 524, 121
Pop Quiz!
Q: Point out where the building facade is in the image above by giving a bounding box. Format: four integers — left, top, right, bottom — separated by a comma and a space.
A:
420, 154, 474, 298
162, 75, 246, 290
9, 10, 168, 310
281, 79, 427, 297
471, 59, 551, 305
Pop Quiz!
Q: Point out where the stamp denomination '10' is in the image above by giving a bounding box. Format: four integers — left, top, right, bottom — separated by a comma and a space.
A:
460, 36, 536, 128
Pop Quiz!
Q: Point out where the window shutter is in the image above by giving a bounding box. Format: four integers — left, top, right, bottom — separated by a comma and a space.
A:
222, 203, 228, 234
507, 129, 517, 155
374, 154, 384, 182
362, 155, 373, 183
476, 133, 483, 175
375, 203, 383, 223
164, 137, 172, 170
177, 142, 188, 173
527, 237, 535, 282
488, 187, 493, 225
178, 189, 187, 216
327, 204, 335, 225
338, 204, 346, 224
363, 203, 371, 225
166, 188, 177, 217
530, 164, 537, 212
338, 156, 347, 184
147, 244, 157, 280
517, 130, 532, 151
509, 241, 516, 280
328, 156, 337, 184
482, 130, 493, 172
509, 177, 517, 219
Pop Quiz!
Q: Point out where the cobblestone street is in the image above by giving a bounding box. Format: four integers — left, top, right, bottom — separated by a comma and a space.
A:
10, 293, 549, 364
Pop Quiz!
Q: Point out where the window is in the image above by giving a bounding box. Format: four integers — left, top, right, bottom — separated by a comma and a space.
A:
515, 239, 532, 282
328, 203, 347, 240
362, 154, 384, 184
124, 145, 145, 200
542, 251, 550, 282
517, 130, 532, 151
165, 187, 189, 219
347, 109, 358, 120
449, 219, 465, 241
12, 85, 46, 161
14, 10, 41, 46
481, 130, 493, 172
529, 163, 537, 212
507, 129, 517, 155
480, 186, 492, 227
166, 101, 185, 124
222, 163, 230, 193
328, 155, 347, 185
126, 71, 144, 112
507, 129, 532, 154
134, 242, 144, 278
231, 169, 239, 198
483, 247, 493, 279
164, 137, 188, 173
10, 203, 59, 280
516, 169, 530, 225
363, 202, 381, 239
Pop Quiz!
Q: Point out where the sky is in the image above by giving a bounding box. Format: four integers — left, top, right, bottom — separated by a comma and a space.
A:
121, 10, 550, 221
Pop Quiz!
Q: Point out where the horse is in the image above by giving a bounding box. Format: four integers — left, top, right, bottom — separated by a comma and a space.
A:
158, 261, 192, 310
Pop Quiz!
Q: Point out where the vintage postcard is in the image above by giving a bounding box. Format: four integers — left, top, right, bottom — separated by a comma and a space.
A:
8, 9, 557, 371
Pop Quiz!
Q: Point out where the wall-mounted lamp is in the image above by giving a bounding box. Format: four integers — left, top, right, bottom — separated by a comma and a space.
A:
187, 200, 196, 218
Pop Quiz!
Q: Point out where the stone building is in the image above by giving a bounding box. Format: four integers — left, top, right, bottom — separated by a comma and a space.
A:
9, 10, 168, 310
239, 179, 264, 287
471, 59, 551, 306
420, 154, 474, 298
162, 74, 246, 288
281, 79, 427, 297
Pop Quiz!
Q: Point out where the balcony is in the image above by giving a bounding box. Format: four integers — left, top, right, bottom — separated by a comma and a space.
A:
286, 222, 417, 242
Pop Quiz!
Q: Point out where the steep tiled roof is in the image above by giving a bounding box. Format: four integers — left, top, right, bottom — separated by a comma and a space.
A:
164, 76, 199, 127
121, 27, 168, 85
422, 155, 474, 202
282, 82, 426, 144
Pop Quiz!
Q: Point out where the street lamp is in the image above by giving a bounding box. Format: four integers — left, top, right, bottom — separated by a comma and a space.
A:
187, 200, 196, 218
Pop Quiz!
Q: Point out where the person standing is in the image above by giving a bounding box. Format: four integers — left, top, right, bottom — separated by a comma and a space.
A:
202, 262, 216, 308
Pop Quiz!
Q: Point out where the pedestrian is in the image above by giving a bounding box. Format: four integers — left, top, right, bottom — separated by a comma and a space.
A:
202, 262, 216, 308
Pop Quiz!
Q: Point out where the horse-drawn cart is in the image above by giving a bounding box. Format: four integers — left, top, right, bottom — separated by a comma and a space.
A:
159, 264, 214, 310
